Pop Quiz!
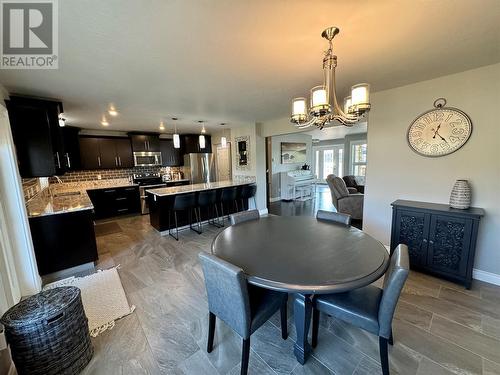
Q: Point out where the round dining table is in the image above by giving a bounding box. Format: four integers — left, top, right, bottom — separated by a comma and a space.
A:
212, 215, 390, 365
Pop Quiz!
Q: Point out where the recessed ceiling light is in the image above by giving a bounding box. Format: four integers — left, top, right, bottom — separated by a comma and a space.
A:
220, 122, 227, 126
159, 121, 165, 131
101, 116, 109, 126
171, 117, 178, 121
108, 105, 118, 117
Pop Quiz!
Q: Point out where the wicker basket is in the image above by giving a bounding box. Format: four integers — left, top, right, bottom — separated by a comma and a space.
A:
0, 286, 93, 375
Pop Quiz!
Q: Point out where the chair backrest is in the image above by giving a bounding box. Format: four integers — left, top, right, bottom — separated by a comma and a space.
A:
199, 252, 251, 338
173, 193, 197, 210
198, 189, 217, 207
230, 209, 260, 225
378, 244, 410, 338
325, 175, 350, 209
316, 210, 351, 226
221, 187, 238, 202
240, 184, 257, 199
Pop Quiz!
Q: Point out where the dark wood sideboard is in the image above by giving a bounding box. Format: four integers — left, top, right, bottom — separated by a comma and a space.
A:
390, 200, 484, 289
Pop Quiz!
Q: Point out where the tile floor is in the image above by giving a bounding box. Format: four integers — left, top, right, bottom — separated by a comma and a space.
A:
79, 213, 500, 375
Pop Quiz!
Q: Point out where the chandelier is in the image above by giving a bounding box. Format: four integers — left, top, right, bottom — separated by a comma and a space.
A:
290, 27, 371, 129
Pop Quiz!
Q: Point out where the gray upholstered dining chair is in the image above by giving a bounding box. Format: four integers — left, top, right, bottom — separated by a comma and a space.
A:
325, 174, 364, 220
230, 209, 260, 225
311, 244, 409, 375
316, 210, 351, 226
199, 252, 288, 375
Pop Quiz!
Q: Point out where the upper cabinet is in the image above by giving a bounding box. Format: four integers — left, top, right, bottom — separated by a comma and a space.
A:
79, 137, 133, 170
61, 126, 81, 171
182, 134, 212, 154
6, 96, 65, 177
129, 134, 160, 152
160, 139, 183, 166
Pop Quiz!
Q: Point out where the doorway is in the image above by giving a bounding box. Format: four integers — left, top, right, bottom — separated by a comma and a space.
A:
313, 145, 344, 183
215, 144, 231, 181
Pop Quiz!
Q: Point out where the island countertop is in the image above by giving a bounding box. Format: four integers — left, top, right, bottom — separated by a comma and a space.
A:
26, 178, 138, 218
146, 178, 256, 197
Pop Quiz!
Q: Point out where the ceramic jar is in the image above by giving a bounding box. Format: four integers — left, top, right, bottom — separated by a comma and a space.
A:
449, 179, 471, 209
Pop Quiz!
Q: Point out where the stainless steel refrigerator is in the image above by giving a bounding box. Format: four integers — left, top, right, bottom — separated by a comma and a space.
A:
183, 153, 216, 184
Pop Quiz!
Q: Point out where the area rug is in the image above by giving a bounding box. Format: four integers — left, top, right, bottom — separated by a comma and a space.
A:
44, 267, 135, 337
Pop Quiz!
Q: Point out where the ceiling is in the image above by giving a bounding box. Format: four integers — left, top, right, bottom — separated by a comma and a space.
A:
1, 0, 499, 134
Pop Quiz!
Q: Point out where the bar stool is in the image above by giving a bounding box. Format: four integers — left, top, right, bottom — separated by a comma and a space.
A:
239, 184, 257, 210
169, 192, 201, 241
219, 187, 239, 225
197, 190, 223, 232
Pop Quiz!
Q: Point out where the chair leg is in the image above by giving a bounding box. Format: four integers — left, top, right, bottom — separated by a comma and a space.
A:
241, 338, 250, 375
389, 329, 394, 346
190, 207, 202, 234
311, 308, 319, 348
207, 312, 216, 353
379, 336, 390, 375
169, 211, 179, 241
280, 298, 288, 340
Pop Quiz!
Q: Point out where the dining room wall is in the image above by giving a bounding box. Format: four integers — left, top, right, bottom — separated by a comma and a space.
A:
363, 63, 500, 282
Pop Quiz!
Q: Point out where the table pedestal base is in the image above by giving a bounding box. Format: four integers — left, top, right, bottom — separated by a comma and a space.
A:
293, 293, 312, 364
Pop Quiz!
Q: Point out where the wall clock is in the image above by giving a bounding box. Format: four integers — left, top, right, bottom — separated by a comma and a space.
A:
407, 98, 472, 157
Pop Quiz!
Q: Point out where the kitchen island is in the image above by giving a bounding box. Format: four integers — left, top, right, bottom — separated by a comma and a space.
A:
147, 178, 256, 233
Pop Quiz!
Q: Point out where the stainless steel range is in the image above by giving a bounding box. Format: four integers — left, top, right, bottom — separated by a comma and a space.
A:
133, 173, 166, 214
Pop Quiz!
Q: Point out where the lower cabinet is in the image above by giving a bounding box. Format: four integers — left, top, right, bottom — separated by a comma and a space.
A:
390, 200, 484, 289
29, 209, 98, 276
87, 186, 140, 219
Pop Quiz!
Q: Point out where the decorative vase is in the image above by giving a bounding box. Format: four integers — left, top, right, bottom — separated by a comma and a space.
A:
449, 180, 471, 209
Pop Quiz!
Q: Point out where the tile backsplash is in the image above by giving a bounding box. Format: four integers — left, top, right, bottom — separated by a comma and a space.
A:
48, 166, 184, 183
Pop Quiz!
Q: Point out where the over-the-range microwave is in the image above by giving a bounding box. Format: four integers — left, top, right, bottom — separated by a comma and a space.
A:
133, 152, 162, 167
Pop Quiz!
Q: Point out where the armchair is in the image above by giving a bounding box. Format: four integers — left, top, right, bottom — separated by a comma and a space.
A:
342, 175, 365, 194
326, 174, 364, 220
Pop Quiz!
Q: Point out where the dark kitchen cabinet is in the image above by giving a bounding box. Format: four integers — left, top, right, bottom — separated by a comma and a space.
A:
114, 138, 134, 167
391, 200, 484, 289
61, 126, 81, 170
182, 134, 212, 154
79, 136, 133, 169
29, 209, 98, 276
6, 96, 65, 177
130, 134, 160, 152
160, 139, 183, 166
79, 137, 101, 169
87, 185, 140, 219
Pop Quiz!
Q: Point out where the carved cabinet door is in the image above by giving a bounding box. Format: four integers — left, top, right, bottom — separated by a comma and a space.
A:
394, 210, 431, 268
427, 215, 473, 277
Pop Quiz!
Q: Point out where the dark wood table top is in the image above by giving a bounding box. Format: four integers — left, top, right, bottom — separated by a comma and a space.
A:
212, 215, 390, 294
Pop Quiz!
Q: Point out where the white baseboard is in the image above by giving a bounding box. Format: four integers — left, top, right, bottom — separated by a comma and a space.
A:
259, 208, 269, 216
473, 269, 500, 286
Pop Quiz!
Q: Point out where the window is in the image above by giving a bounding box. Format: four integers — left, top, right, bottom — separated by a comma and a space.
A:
351, 141, 367, 178
312, 145, 344, 182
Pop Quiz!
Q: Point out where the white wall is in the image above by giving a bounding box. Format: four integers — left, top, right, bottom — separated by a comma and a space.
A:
364, 63, 500, 278
270, 133, 312, 199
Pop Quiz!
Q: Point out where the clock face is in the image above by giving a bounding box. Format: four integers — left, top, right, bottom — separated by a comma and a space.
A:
407, 108, 472, 157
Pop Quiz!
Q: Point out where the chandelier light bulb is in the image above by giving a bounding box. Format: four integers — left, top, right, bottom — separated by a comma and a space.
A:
199, 134, 206, 149
221, 136, 227, 148
58, 113, 66, 127
351, 83, 371, 114
159, 121, 165, 131
343, 96, 352, 114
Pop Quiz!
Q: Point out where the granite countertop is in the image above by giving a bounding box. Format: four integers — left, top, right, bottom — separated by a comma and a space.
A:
146, 178, 256, 197
26, 178, 138, 218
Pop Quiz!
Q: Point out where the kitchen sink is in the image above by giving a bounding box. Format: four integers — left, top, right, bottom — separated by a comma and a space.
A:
53, 191, 81, 197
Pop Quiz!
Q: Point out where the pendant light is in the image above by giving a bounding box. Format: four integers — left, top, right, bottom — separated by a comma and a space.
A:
220, 123, 227, 148
172, 118, 180, 148
198, 120, 206, 149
